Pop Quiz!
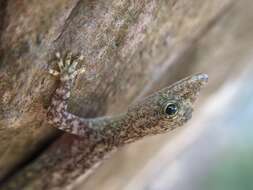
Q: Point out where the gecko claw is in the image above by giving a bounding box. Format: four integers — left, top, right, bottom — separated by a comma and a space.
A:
78, 67, 86, 74
71, 68, 86, 78
49, 69, 60, 76
78, 55, 84, 61
55, 52, 61, 59
65, 52, 73, 66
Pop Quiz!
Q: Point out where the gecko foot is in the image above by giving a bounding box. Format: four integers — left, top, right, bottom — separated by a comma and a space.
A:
49, 52, 85, 81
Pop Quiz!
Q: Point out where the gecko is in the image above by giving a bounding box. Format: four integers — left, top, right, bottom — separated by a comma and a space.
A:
47, 52, 208, 184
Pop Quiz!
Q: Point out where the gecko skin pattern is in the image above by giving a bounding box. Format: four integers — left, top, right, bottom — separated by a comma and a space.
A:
47, 52, 208, 180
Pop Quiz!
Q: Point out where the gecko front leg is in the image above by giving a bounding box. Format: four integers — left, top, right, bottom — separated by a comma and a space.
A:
48, 52, 124, 141
48, 52, 86, 134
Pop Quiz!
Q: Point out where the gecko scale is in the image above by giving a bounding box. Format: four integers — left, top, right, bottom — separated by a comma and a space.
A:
47, 52, 208, 181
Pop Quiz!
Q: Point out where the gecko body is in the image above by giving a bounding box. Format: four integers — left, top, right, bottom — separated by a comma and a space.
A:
47, 52, 208, 180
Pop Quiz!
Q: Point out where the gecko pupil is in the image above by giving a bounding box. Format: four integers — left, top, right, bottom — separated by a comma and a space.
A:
165, 103, 178, 116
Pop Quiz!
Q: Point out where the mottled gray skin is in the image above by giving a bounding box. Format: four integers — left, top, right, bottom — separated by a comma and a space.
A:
47, 52, 208, 180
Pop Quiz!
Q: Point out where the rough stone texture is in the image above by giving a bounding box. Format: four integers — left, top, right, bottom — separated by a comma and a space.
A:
0, 0, 239, 189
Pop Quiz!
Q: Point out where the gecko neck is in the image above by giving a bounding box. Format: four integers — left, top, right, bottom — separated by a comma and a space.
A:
83, 113, 145, 146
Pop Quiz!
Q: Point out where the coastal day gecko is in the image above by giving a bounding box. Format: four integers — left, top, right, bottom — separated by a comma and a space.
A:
47, 52, 208, 183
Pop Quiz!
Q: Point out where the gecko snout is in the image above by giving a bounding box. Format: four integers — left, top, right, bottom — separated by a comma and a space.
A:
177, 73, 209, 104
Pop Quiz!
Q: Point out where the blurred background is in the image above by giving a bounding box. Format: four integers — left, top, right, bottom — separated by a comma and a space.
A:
76, 1, 253, 190
1, 0, 253, 189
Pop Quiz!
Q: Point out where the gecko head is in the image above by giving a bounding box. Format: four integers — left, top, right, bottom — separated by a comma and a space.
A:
127, 73, 208, 136
158, 73, 208, 127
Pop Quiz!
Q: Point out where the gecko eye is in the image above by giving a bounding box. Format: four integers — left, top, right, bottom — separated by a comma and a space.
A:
164, 102, 179, 117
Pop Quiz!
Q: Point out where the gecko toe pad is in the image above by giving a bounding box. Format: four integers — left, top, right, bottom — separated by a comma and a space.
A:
49, 52, 85, 81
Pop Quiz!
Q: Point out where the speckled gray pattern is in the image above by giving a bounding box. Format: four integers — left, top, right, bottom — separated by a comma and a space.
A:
47, 52, 208, 177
